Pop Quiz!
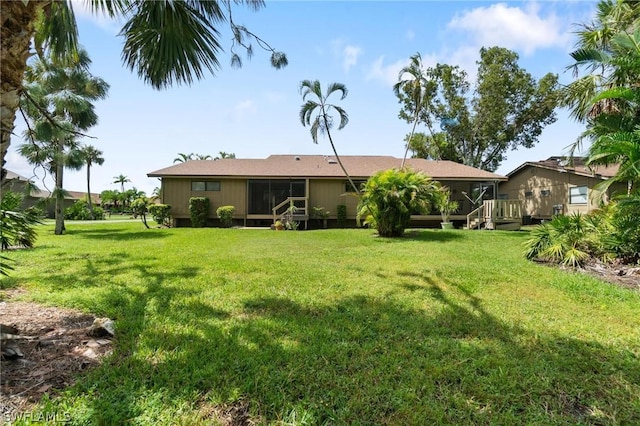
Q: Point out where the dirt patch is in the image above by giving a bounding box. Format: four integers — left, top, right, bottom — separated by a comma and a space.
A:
0, 291, 113, 417
576, 261, 640, 291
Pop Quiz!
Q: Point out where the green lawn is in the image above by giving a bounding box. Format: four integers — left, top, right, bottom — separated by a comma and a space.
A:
2, 222, 639, 425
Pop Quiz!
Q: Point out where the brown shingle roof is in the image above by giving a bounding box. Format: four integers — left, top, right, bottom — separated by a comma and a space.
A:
507, 156, 619, 179
148, 155, 506, 181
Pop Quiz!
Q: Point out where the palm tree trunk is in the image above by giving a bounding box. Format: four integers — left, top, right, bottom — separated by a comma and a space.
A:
0, 0, 49, 182
326, 130, 359, 196
86, 164, 94, 219
401, 115, 420, 168
54, 160, 65, 235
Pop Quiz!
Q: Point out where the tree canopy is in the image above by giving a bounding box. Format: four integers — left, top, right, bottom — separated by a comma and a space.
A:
398, 47, 559, 172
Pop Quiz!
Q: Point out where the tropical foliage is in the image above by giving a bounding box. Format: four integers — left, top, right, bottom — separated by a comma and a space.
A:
64, 200, 105, 221
299, 80, 359, 194
529, 0, 640, 267
399, 47, 559, 172
1, 0, 287, 179
524, 195, 640, 266
357, 168, 440, 237
19, 48, 108, 235
0, 191, 42, 275
79, 144, 104, 220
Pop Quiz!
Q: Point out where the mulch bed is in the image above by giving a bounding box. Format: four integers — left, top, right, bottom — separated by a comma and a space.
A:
0, 291, 113, 417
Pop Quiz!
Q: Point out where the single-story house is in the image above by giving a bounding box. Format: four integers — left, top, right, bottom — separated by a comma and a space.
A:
147, 155, 515, 228
499, 156, 623, 222
2, 170, 101, 217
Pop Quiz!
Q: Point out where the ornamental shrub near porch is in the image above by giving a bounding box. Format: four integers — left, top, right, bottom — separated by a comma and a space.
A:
358, 168, 440, 237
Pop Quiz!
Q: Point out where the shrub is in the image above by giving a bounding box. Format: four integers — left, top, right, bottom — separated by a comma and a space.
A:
149, 204, 172, 227
189, 197, 209, 228
0, 191, 42, 256
64, 201, 105, 221
357, 168, 440, 237
216, 205, 235, 228
336, 204, 347, 228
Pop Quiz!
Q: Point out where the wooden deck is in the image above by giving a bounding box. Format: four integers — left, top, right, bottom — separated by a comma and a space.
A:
466, 199, 522, 230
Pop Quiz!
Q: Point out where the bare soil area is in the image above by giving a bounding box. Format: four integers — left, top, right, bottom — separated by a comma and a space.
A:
0, 290, 112, 417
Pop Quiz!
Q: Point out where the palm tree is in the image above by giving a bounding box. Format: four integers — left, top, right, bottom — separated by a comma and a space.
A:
215, 152, 235, 159
113, 174, 131, 193
561, 0, 640, 122
194, 153, 213, 160
19, 48, 108, 234
393, 53, 432, 168
1, 0, 287, 183
79, 144, 104, 219
173, 153, 194, 163
299, 80, 359, 195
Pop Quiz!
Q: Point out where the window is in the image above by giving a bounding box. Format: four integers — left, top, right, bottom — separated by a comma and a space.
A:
344, 180, 367, 193
191, 181, 220, 191
541, 189, 551, 197
569, 186, 588, 204
497, 193, 509, 200
524, 191, 533, 198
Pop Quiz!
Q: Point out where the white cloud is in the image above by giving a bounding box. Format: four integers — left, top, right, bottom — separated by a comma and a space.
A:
331, 39, 363, 73
365, 56, 407, 87
447, 2, 571, 55
342, 45, 363, 73
70, 0, 123, 35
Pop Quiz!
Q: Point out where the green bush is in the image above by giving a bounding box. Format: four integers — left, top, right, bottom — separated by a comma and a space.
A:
336, 204, 347, 228
216, 205, 235, 228
357, 168, 440, 237
64, 201, 105, 220
189, 197, 209, 228
0, 190, 42, 255
149, 204, 172, 227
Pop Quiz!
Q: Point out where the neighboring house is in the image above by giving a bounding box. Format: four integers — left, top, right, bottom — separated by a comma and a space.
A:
147, 155, 512, 228
499, 156, 624, 222
2, 170, 101, 217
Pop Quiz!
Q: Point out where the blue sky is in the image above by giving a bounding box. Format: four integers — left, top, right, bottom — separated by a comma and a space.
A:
7, 0, 597, 195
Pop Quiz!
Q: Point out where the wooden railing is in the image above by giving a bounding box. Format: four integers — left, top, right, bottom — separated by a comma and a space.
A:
466, 199, 522, 229
272, 197, 308, 224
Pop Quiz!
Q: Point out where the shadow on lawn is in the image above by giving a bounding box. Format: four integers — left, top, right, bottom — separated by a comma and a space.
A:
372, 229, 465, 243
66, 228, 169, 241
56, 269, 639, 425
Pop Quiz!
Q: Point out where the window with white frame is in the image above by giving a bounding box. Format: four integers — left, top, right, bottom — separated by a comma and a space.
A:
569, 186, 587, 204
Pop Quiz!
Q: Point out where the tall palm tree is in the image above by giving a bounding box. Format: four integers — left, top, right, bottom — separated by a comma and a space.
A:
393, 53, 432, 168
79, 144, 104, 219
113, 174, 131, 193
19, 48, 108, 234
299, 80, 359, 195
1, 0, 287, 183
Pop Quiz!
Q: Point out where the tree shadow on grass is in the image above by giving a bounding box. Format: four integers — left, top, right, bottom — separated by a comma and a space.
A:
371, 229, 465, 243
49, 267, 640, 425
67, 228, 169, 241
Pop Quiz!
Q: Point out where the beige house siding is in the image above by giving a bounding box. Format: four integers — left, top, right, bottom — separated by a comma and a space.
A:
162, 178, 247, 219
308, 179, 358, 219
500, 166, 625, 219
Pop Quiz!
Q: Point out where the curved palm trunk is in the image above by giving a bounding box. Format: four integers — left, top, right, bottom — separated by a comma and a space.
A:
54, 159, 65, 235
401, 115, 420, 168
86, 164, 94, 219
321, 106, 359, 196
0, 0, 50, 182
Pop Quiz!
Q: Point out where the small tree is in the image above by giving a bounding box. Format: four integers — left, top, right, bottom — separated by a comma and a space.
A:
436, 187, 459, 224
358, 168, 440, 237
131, 197, 151, 229
216, 205, 235, 228
189, 197, 209, 228
149, 204, 172, 227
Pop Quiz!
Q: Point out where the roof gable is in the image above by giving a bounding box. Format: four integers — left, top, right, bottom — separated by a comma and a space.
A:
507, 157, 619, 179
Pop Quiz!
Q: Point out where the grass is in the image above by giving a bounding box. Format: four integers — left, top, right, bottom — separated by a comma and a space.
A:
2, 222, 639, 425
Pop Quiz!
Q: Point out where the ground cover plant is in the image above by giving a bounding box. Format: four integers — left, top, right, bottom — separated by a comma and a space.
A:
1, 222, 639, 425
